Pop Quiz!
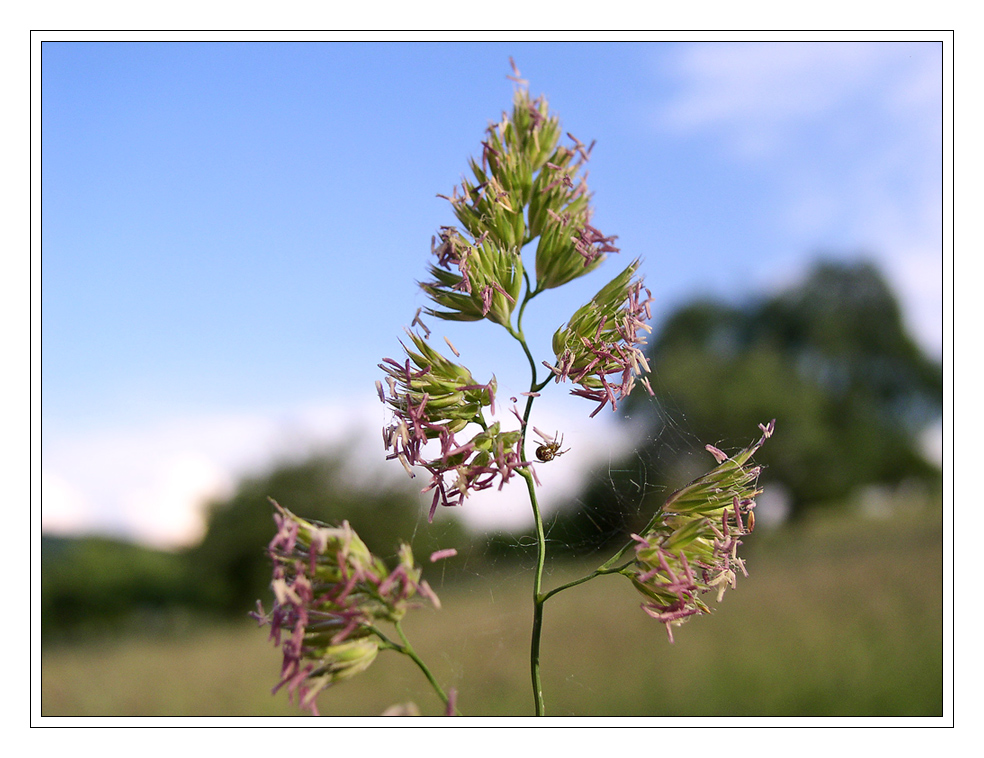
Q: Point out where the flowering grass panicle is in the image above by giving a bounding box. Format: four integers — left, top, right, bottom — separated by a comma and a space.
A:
627, 420, 775, 642
547, 260, 655, 416
377, 328, 531, 519
421, 227, 524, 326
430, 72, 619, 301
251, 501, 440, 715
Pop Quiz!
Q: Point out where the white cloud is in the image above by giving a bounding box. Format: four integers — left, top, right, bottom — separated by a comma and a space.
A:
40, 390, 651, 549
659, 42, 936, 159
123, 452, 232, 548
40, 471, 92, 536
40, 394, 390, 549
921, 419, 944, 468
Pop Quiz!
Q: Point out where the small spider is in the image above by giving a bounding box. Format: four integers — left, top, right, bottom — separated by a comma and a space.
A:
534, 429, 570, 462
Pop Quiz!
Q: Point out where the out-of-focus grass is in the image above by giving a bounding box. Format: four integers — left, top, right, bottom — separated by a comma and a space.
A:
41, 506, 943, 718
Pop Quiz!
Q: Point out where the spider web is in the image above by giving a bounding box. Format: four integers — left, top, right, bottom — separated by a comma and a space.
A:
367, 345, 720, 715
361, 264, 743, 715
393, 311, 709, 558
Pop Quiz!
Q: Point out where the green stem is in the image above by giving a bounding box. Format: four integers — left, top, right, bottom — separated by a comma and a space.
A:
506, 288, 644, 715
540, 560, 635, 604
508, 274, 644, 714
534, 513, 654, 608
522, 468, 548, 716
375, 622, 460, 715
508, 284, 550, 716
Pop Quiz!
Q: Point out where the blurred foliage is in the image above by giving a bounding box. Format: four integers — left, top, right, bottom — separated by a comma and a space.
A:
551, 259, 942, 549
42, 448, 468, 638
41, 534, 204, 641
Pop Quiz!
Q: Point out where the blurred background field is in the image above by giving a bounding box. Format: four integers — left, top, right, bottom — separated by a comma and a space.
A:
42, 500, 942, 718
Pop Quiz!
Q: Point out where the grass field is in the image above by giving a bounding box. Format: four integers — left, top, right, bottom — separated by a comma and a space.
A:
40, 506, 944, 718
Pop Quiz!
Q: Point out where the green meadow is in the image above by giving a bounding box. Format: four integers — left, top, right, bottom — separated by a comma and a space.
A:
41, 506, 943, 718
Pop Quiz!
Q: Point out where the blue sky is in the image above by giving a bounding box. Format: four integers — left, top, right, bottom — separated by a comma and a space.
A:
40, 40, 945, 547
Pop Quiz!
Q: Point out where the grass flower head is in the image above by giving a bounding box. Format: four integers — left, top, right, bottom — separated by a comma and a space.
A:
252, 501, 440, 714
547, 260, 655, 416
628, 420, 775, 642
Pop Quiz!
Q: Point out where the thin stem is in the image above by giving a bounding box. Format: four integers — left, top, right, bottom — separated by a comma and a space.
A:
507, 282, 550, 716
539, 560, 636, 604
375, 621, 460, 715
507, 283, 643, 715
515, 271, 541, 329
522, 468, 548, 716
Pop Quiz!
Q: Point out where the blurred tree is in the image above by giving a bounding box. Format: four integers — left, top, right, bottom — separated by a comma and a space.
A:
647, 260, 941, 510
41, 534, 202, 640
188, 448, 468, 616
550, 259, 942, 546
